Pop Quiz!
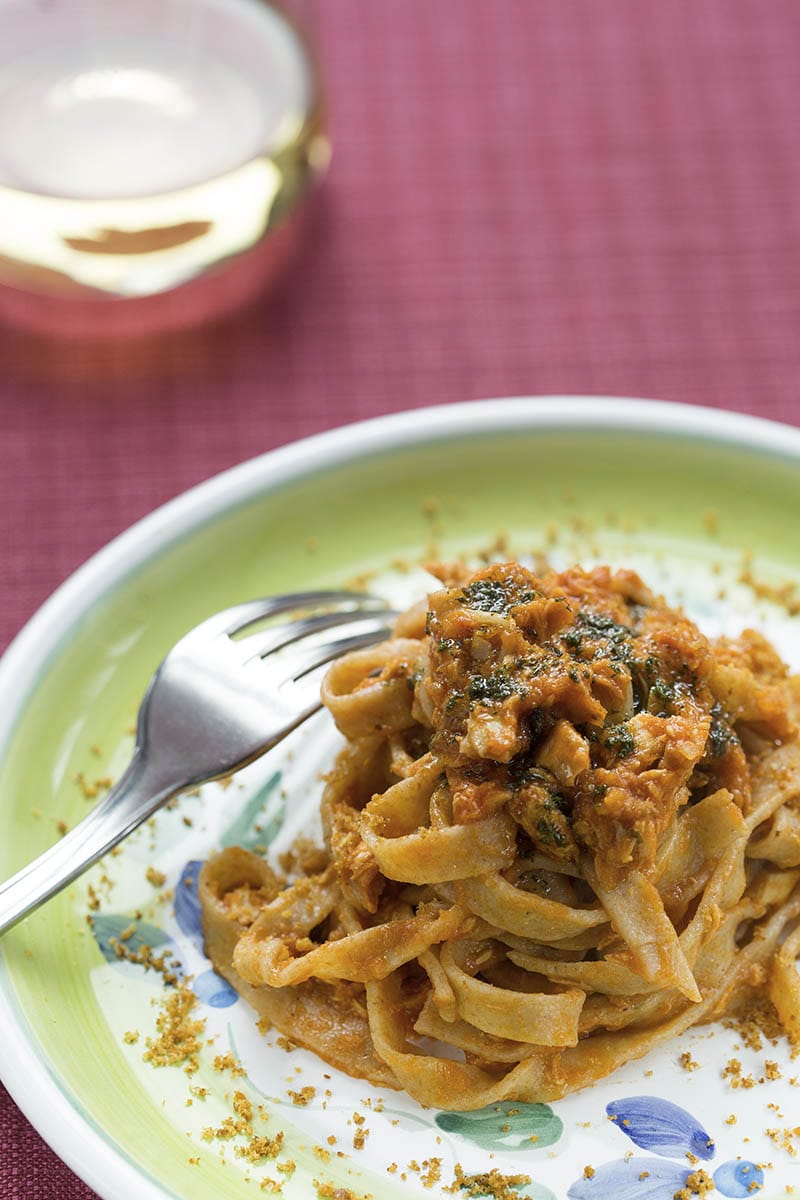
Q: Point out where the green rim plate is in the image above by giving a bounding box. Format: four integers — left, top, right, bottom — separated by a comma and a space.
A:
2, 397, 800, 1200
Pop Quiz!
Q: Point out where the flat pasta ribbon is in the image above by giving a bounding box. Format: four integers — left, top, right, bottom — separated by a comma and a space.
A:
200, 561, 800, 1109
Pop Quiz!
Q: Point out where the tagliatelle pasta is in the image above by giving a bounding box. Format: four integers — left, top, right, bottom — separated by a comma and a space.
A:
199, 562, 800, 1110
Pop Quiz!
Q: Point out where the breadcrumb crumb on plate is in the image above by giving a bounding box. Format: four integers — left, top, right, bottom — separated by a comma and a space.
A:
6, 400, 800, 1200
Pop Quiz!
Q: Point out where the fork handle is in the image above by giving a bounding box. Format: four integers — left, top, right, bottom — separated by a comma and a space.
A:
0, 750, 177, 937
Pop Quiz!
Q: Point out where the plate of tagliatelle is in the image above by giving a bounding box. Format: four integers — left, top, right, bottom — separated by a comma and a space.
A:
5, 399, 800, 1200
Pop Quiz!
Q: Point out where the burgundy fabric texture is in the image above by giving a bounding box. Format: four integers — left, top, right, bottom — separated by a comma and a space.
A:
2, 2, 800, 1195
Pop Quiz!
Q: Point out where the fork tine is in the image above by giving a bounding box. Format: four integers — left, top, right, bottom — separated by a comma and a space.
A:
275, 616, 395, 682
178, 591, 386, 650
0, 590, 395, 936
295, 625, 397, 678
237, 607, 398, 662
276, 624, 397, 711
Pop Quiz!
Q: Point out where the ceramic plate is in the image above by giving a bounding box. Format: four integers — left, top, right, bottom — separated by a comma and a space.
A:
3, 398, 800, 1200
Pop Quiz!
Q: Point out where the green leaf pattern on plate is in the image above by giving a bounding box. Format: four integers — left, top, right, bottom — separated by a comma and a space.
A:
91, 913, 173, 964
436, 1102, 563, 1152
220, 770, 284, 850
7, 405, 800, 1199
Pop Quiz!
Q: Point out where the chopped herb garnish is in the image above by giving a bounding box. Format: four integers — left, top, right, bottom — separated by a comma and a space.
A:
507, 759, 554, 792
604, 723, 635, 758
405, 670, 421, 692
536, 817, 569, 847
526, 708, 549, 743
563, 610, 635, 665
469, 672, 518, 703
460, 579, 513, 614
650, 678, 677, 713
460, 579, 537, 615
562, 628, 583, 651
706, 703, 738, 758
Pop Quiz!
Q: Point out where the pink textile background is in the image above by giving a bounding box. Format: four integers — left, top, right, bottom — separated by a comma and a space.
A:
1, 0, 800, 1195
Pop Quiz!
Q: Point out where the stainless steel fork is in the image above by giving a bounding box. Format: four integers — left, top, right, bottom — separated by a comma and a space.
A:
0, 591, 395, 936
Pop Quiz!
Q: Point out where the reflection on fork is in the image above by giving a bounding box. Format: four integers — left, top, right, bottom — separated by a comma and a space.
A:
0, 591, 395, 937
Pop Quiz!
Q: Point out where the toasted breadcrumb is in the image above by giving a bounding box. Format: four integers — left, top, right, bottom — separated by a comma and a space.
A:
232, 1091, 253, 1125
723, 1059, 756, 1089
674, 1168, 715, 1198
107, 934, 181, 985
765, 1127, 800, 1156
201, 1116, 239, 1141
445, 1164, 532, 1199
75, 773, 113, 799
400, 1157, 444, 1189
739, 551, 800, 615
142, 983, 205, 1074
724, 999, 784, 1051
352, 1126, 368, 1151
212, 1052, 246, 1077
240, 1132, 285, 1162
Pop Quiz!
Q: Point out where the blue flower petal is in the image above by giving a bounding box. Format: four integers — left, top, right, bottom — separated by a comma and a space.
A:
568, 1157, 689, 1200
193, 969, 239, 1008
174, 860, 205, 946
713, 1160, 764, 1197
606, 1096, 715, 1160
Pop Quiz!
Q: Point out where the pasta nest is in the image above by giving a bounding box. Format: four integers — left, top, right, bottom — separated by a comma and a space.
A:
200, 562, 800, 1110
